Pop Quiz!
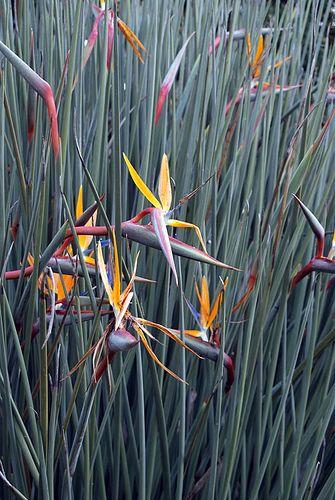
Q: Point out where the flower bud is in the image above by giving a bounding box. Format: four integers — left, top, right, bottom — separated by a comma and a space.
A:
107, 328, 139, 352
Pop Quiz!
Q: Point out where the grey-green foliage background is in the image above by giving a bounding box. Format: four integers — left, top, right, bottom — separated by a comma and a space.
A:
0, 0, 335, 499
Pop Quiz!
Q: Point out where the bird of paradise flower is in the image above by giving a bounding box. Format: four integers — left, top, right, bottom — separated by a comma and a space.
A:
180, 275, 235, 392
226, 33, 298, 114
67, 230, 202, 384
184, 275, 227, 342
123, 152, 208, 285
28, 185, 96, 301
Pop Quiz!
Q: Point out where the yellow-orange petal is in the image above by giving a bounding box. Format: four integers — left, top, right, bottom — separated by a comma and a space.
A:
207, 291, 223, 329
136, 318, 201, 358
27, 253, 55, 294
166, 219, 207, 253
111, 230, 121, 306
158, 154, 172, 211
246, 33, 252, 56
200, 276, 210, 326
120, 252, 139, 304
84, 256, 95, 266
76, 185, 83, 220
57, 274, 74, 301
271, 55, 292, 71
114, 292, 133, 331
117, 18, 146, 63
253, 35, 264, 78
97, 241, 114, 307
123, 153, 162, 209
133, 323, 186, 382
184, 329, 202, 337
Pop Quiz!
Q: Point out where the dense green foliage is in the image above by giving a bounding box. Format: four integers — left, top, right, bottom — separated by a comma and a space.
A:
0, 1, 335, 498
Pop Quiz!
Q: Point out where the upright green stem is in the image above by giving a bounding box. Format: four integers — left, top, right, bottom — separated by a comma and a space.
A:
176, 258, 186, 500
113, 1, 122, 256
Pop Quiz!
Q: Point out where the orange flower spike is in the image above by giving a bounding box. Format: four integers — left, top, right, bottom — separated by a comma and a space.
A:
158, 154, 172, 211
200, 276, 211, 327
27, 253, 76, 301
75, 185, 97, 251
111, 229, 121, 306
207, 289, 224, 329
97, 231, 134, 331
186, 276, 226, 341
253, 35, 265, 77
246, 33, 265, 78
116, 18, 146, 64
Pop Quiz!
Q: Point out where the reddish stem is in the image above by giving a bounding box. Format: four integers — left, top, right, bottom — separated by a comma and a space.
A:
93, 351, 116, 384
223, 354, 235, 393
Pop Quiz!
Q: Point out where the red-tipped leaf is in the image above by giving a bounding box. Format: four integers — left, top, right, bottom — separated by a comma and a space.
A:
155, 33, 194, 124
0, 40, 60, 159
293, 195, 325, 257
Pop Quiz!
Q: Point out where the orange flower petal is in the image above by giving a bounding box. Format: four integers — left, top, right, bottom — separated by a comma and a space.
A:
200, 276, 210, 326
207, 291, 223, 329
123, 153, 162, 209
111, 230, 121, 306
76, 185, 83, 220
132, 323, 186, 383
97, 241, 114, 307
253, 35, 264, 77
117, 18, 146, 63
158, 154, 172, 211
166, 219, 207, 253
136, 318, 201, 358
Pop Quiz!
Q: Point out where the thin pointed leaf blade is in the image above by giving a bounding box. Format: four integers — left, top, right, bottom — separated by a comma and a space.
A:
293, 194, 325, 257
